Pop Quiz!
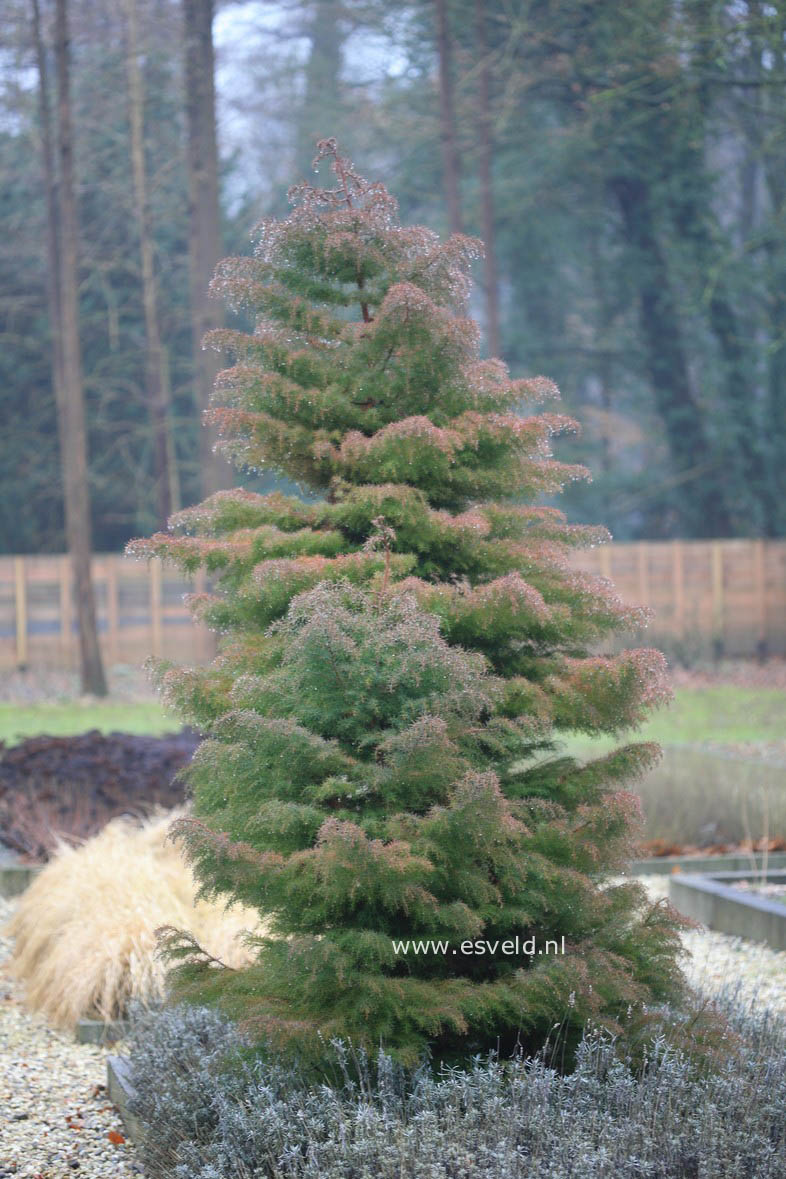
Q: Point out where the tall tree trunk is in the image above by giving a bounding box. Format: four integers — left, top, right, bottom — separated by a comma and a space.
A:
296, 0, 344, 179
474, 0, 500, 357
611, 174, 732, 537
53, 0, 107, 695
588, 222, 615, 505
31, 0, 63, 415
183, 0, 229, 498
125, 0, 177, 527
674, 195, 765, 536
739, 2, 762, 245
434, 0, 463, 234
704, 283, 766, 533
756, 2, 786, 535
685, 0, 765, 535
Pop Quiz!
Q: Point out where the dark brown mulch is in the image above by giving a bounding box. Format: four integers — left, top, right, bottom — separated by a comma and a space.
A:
640, 836, 786, 858
0, 728, 200, 862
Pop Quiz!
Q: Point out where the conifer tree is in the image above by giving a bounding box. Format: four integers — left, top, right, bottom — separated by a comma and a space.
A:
130, 140, 685, 1066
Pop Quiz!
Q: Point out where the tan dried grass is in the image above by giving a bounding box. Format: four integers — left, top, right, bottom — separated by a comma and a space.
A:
5, 809, 260, 1027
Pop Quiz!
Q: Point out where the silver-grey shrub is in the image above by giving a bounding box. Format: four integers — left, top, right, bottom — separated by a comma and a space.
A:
128, 1002, 786, 1178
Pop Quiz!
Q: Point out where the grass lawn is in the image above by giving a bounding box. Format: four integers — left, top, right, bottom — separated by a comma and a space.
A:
560, 684, 786, 760
555, 684, 786, 845
1, 682, 781, 752
635, 684, 785, 746
0, 698, 178, 746
1, 681, 784, 844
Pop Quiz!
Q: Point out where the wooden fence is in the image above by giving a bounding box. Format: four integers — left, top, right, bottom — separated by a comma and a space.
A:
571, 539, 786, 659
0, 554, 215, 672
1, 540, 785, 670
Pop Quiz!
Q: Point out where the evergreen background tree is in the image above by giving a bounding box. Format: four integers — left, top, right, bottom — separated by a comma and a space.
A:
134, 140, 686, 1065
3, 1, 785, 551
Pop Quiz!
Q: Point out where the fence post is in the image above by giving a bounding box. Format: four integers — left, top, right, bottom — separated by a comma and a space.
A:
672, 540, 685, 641
194, 565, 215, 663
3, 541, 783, 671
59, 556, 72, 668
14, 556, 27, 668
107, 556, 119, 665
711, 541, 724, 655
755, 539, 767, 658
636, 541, 649, 609
150, 556, 163, 658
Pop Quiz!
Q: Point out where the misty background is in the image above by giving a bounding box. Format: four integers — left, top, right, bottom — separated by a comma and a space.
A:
2, 0, 784, 556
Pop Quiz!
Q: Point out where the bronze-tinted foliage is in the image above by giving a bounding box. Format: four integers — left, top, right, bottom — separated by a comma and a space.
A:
129, 140, 685, 1067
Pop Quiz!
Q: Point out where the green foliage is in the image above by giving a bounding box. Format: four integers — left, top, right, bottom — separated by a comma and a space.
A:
133, 141, 685, 1067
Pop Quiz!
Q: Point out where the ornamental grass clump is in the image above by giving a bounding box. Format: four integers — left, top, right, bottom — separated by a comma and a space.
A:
6, 811, 259, 1027
129, 139, 686, 1066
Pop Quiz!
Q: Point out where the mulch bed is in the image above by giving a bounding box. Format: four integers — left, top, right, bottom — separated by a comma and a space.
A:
0, 729, 200, 861
640, 837, 786, 858
2, 726, 783, 866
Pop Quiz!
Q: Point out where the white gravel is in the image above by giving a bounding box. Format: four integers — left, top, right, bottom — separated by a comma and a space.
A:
638, 874, 786, 1016
0, 897, 137, 1178
2, 878, 786, 1177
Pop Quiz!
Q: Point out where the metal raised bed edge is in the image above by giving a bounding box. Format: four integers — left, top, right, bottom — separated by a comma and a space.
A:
669, 869, 786, 951
107, 1055, 147, 1149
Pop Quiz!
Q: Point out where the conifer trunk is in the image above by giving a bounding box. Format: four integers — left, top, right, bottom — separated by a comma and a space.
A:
296, 0, 344, 178
53, 0, 107, 696
183, 0, 228, 498
125, 0, 175, 527
686, 3, 763, 535
756, 2, 786, 535
434, 0, 463, 234
474, 0, 500, 357
611, 173, 732, 537
31, 0, 63, 423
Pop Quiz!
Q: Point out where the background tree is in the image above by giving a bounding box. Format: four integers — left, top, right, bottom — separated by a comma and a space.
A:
29, 0, 65, 547
434, 0, 463, 235
135, 142, 685, 1067
125, 0, 178, 525
2, 0, 204, 554
53, 0, 107, 695
294, 0, 347, 180
183, 0, 230, 499
473, 0, 501, 358
2, 0, 786, 553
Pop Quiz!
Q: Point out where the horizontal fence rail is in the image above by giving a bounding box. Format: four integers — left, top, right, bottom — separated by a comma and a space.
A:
572, 539, 786, 659
1, 540, 785, 671
0, 554, 215, 672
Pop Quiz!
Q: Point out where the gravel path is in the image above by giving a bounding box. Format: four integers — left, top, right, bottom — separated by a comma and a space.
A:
0, 897, 137, 1178
639, 874, 786, 1015
2, 878, 786, 1177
